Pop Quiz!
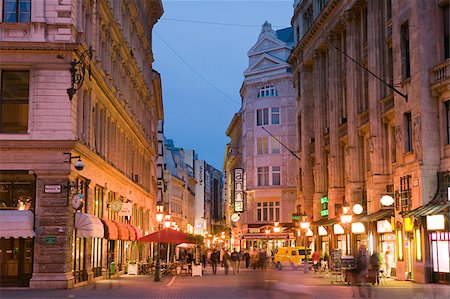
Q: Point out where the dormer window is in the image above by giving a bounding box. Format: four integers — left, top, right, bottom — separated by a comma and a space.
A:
257, 85, 278, 98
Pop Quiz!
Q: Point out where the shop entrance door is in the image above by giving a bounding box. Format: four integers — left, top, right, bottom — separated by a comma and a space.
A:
405, 232, 414, 280
0, 238, 33, 287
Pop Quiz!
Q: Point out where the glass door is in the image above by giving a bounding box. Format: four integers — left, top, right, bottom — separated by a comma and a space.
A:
0, 238, 33, 287
405, 232, 414, 280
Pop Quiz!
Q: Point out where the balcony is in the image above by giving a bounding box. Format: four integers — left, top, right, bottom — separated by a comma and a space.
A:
430, 59, 450, 94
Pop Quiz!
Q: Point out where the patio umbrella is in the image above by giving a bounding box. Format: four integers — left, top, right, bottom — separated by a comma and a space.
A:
139, 228, 193, 244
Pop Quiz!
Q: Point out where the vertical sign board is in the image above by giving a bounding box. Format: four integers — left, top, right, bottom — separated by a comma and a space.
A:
234, 168, 244, 212
194, 160, 205, 235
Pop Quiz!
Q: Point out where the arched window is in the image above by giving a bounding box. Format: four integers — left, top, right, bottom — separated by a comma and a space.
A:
257, 85, 278, 98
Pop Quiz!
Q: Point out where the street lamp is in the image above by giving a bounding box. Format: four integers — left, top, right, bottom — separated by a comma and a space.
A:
299, 213, 310, 274
340, 206, 353, 255
154, 204, 164, 282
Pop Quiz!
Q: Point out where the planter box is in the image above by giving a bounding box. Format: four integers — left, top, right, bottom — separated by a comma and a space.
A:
128, 263, 138, 275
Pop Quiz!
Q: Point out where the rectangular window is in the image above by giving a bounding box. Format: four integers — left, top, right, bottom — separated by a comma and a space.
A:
271, 136, 280, 154
446, 101, 450, 144
271, 107, 280, 124
94, 186, 104, 218
0, 70, 29, 133
272, 166, 281, 186
257, 201, 280, 222
444, 4, 449, 59
256, 108, 269, 126
404, 112, 412, 152
257, 166, 269, 186
398, 175, 411, 212
401, 21, 411, 80
256, 137, 269, 155
3, 0, 31, 22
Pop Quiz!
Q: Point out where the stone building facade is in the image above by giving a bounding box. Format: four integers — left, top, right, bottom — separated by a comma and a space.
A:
231, 22, 298, 250
291, 0, 449, 284
0, 0, 163, 288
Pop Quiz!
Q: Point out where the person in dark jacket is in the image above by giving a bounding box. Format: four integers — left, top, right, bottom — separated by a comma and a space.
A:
243, 251, 250, 269
231, 249, 240, 275
210, 249, 220, 275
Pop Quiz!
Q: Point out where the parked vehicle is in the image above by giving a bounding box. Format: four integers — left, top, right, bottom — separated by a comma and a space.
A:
273, 246, 312, 270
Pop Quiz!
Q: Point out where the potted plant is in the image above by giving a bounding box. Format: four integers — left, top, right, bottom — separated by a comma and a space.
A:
128, 260, 138, 275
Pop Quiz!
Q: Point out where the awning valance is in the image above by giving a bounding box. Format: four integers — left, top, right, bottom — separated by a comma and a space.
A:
312, 217, 339, 227
75, 213, 104, 238
403, 194, 450, 218
100, 218, 118, 240
0, 210, 35, 238
127, 224, 136, 241
359, 209, 393, 222
114, 221, 130, 241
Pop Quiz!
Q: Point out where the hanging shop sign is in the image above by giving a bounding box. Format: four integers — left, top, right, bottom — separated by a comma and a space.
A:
234, 168, 244, 212
427, 215, 445, 231
404, 217, 414, 232
292, 213, 302, 221
320, 196, 328, 217
377, 219, 393, 233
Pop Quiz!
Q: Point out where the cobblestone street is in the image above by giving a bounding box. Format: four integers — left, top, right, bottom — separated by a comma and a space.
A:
2, 267, 450, 299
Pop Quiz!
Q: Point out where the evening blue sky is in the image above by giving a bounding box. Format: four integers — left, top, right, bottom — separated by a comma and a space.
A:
153, 0, 293, 170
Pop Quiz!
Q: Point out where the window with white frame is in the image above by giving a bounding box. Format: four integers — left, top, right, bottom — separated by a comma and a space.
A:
271, 136, 280, 153
257, 201, 280, 222
3, 0, 31, 22
257, 85, 278, 98
256, 137, 269, 155
257, 166, 269, 186
271, 107, 280, 124
272, 166, 281, 185
256, 108, 269, 126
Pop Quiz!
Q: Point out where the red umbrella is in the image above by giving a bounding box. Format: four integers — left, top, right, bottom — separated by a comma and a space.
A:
139, 228, 194, 244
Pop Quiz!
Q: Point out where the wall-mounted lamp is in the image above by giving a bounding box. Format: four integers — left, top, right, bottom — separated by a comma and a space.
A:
64, 152, 85, 171
63, 46, 93, 101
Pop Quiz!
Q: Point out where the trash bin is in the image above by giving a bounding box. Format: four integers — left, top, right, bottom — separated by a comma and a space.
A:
110, 261, 116, 275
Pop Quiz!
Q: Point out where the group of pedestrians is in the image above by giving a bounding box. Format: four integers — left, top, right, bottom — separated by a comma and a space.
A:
208, 248, 255, 275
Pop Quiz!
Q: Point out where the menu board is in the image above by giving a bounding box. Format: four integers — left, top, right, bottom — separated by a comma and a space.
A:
330, 248, 342, 270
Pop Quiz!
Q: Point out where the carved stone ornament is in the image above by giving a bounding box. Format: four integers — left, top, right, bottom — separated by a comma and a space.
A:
413, 116, 422, 163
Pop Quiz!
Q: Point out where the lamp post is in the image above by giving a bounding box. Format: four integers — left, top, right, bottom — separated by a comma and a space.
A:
154, 204, 164, 282
273, 222, 281, 251
340, 206, 353, 255
299, 213, 310, 274
265, 228, 271, 251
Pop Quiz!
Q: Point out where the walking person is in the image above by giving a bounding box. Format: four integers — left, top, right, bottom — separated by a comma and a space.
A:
369, 251, 381, 285
210, 249, 219, 275
312, 250, 320, 273
231, 249, 240, 275
243, 250, 250, 269
223, 249, 231, 275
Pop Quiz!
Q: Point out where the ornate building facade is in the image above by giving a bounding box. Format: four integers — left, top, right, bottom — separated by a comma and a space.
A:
0, 0, 163, 288
229, 21, 298, 250
291, 0, 449, 284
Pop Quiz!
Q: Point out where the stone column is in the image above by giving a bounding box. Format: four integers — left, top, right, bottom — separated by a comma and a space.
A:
299, 65, 314, 219
327, 33, 345, 218
366, 0, 391, 213
30, 170, 74, 289
343, 10, 364, 205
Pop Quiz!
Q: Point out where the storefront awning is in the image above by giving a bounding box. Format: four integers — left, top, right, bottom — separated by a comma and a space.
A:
312, 217, 339, 227
132, 225, 143, 239
358, 209, 393, 222
75, 213, 104, 238
114, 221, 130, 241
403, 193, 450, 217
0, 210, 35, 238
100, 218, 118, 240
127, 224, 136, 241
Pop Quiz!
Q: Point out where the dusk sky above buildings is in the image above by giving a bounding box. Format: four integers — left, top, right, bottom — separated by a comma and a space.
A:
153, 0, 292, 169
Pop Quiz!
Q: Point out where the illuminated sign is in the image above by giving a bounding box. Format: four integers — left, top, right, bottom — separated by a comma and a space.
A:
292, 213, 302, 221
427, 215, 445, 231
234, 168, 244, 212
320, 196, 328, 217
